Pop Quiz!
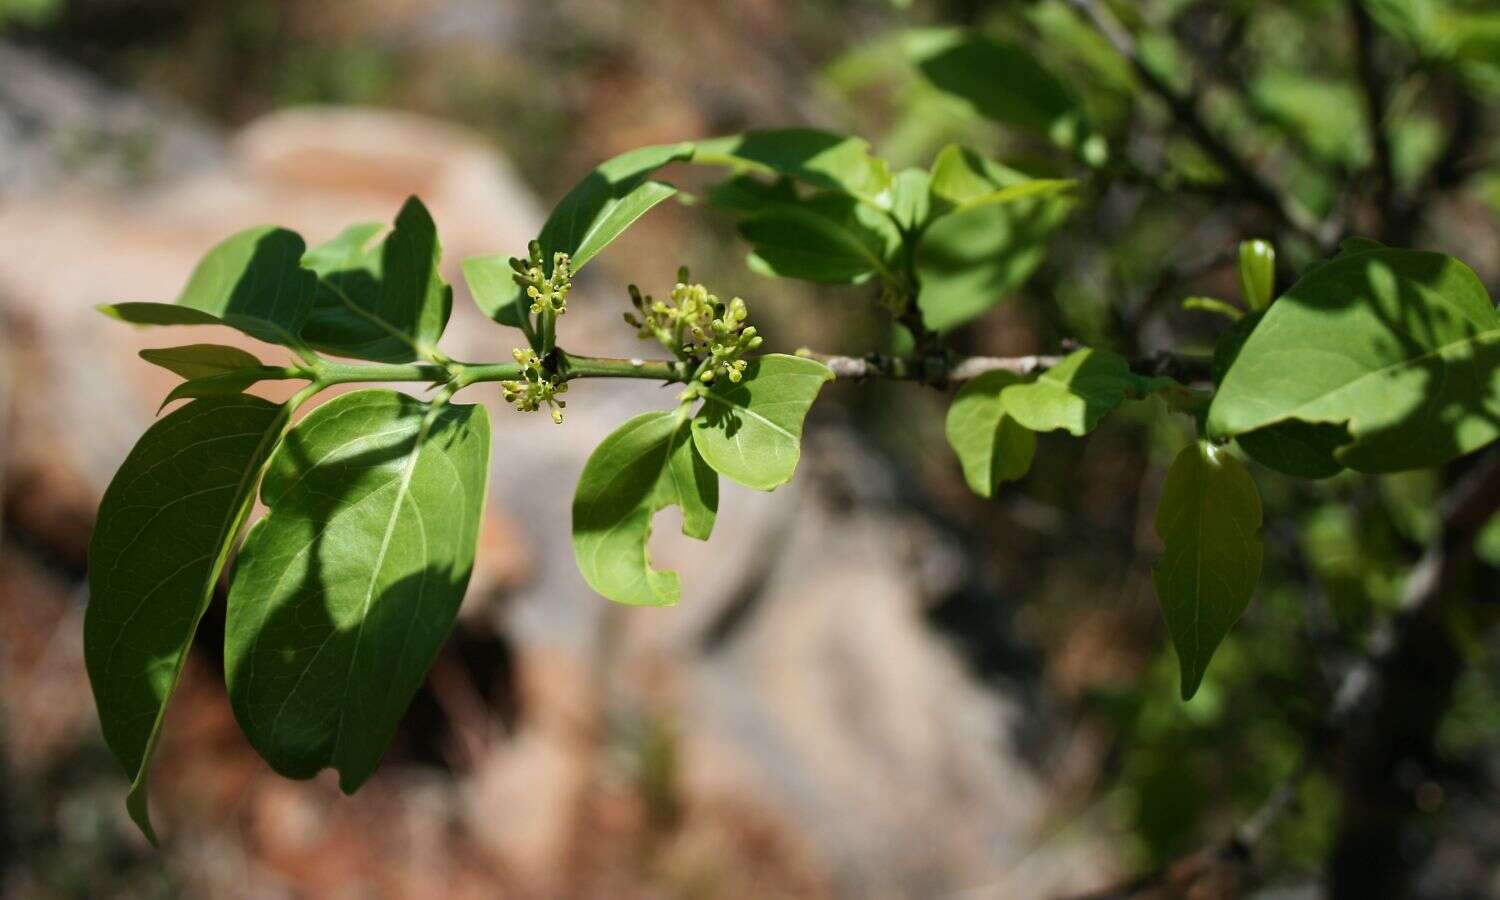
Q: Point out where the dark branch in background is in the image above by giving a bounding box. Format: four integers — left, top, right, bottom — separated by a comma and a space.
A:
1060, 449, 1500, 900
1065, 0, 1330, 250
1347, 0, 1398, 232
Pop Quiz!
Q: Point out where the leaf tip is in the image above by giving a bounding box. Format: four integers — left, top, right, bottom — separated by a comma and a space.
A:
126, 783, 160, 847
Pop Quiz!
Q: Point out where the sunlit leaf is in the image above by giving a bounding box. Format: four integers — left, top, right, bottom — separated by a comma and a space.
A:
225, 390, 491, 792
572, 410, 717, 606
692, 354, 834, 491
1208, 247, 1500, 473
945, 370, 1036, 497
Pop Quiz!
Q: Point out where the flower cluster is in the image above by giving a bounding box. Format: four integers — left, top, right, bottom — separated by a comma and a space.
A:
624, 270, 764, 384
509, 240, 572, 316
500, 348, 568, 424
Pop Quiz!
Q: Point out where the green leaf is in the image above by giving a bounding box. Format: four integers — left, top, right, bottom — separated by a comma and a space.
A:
468, 143, 694, 328
572, 411, 718, 606
1238, 239, 1275, 312
1000, 348, 1144, 436
86, 396, 289, 843
139, 344, 264, 379
944, 371, 1037, 497
738, 191, 902, 285
225, 389, 491, 792
693, 128, 892, 203
1152, 441, 1263, 700
99, 227, 317, 349
905, 29, 1092, 151
540, 142, 695, 270
1182, 296, 1245, 321
691, 354, 834, 491
916, 146, 1075, 331
1207, 248, 1500, 473
301, 199, 452, 363
159, 370, 272, 409
461, 253, 526, 327
889, 167, 932, 231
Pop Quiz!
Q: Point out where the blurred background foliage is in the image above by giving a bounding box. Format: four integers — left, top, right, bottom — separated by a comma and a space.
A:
2, 0, 1499, 897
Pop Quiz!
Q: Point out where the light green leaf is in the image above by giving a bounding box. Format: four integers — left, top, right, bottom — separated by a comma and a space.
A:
86, 396, 288, 843
945, 371, 1037, 497
139, 344, 264, 379
906, 29, 1092, 151
1207, 248, 1500, 473
691, 354, 834, 491
1000, 348, 1145, 436
889, 167, 932, 230
1153, 441, 1263, 700
1238, 239, 1275, 312
572, 411, 718, 606
693, 128, 892, 204
738, 192, 902, 285
301, 199, 452, 363
99, 227, 317, 349
1182, 296, 1245, 321
225, 389, 491, 792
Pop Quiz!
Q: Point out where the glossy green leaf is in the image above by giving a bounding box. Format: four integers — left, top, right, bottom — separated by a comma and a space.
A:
1152, 441, 1264, 700
139, 344, 264, 379
1208, 248, 1500, 473
906, 29, 1091, 151
1000, 349, 1147, 436
693, 129, 891, 203
225, 389, 491, 792
301, 199, 452, 363
738, 192, 902, 285
572, 411, 718, 606
691, 354, 834, 491
86, 396, 288, 843
945, 371, 1037, 497
100, 227, 317, 349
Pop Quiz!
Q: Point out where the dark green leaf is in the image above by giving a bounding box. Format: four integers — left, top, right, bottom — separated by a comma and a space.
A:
944, 371, 1037, 497
461, 253, 526, 327
691, 354, 834, 491
301, 199, 452, 363
539, 142, 695, 270
738, 192, 902, 285
99, 227, 317, 349
906, 29, 1092, 151
86, 396, 288, 843
139, 344, 264, 379
572, 410, 718, 606
1208, 248, 1500, 473
916, 146, 1074, 331
225, 390, 491, 792
1153, 441, 1263, 700
693, 129, 891, 203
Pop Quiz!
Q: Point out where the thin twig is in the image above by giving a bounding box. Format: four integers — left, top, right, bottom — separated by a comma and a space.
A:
1348, 0, 1398, 229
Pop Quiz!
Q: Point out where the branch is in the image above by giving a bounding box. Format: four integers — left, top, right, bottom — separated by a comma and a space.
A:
1065, 0, 1328, 249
